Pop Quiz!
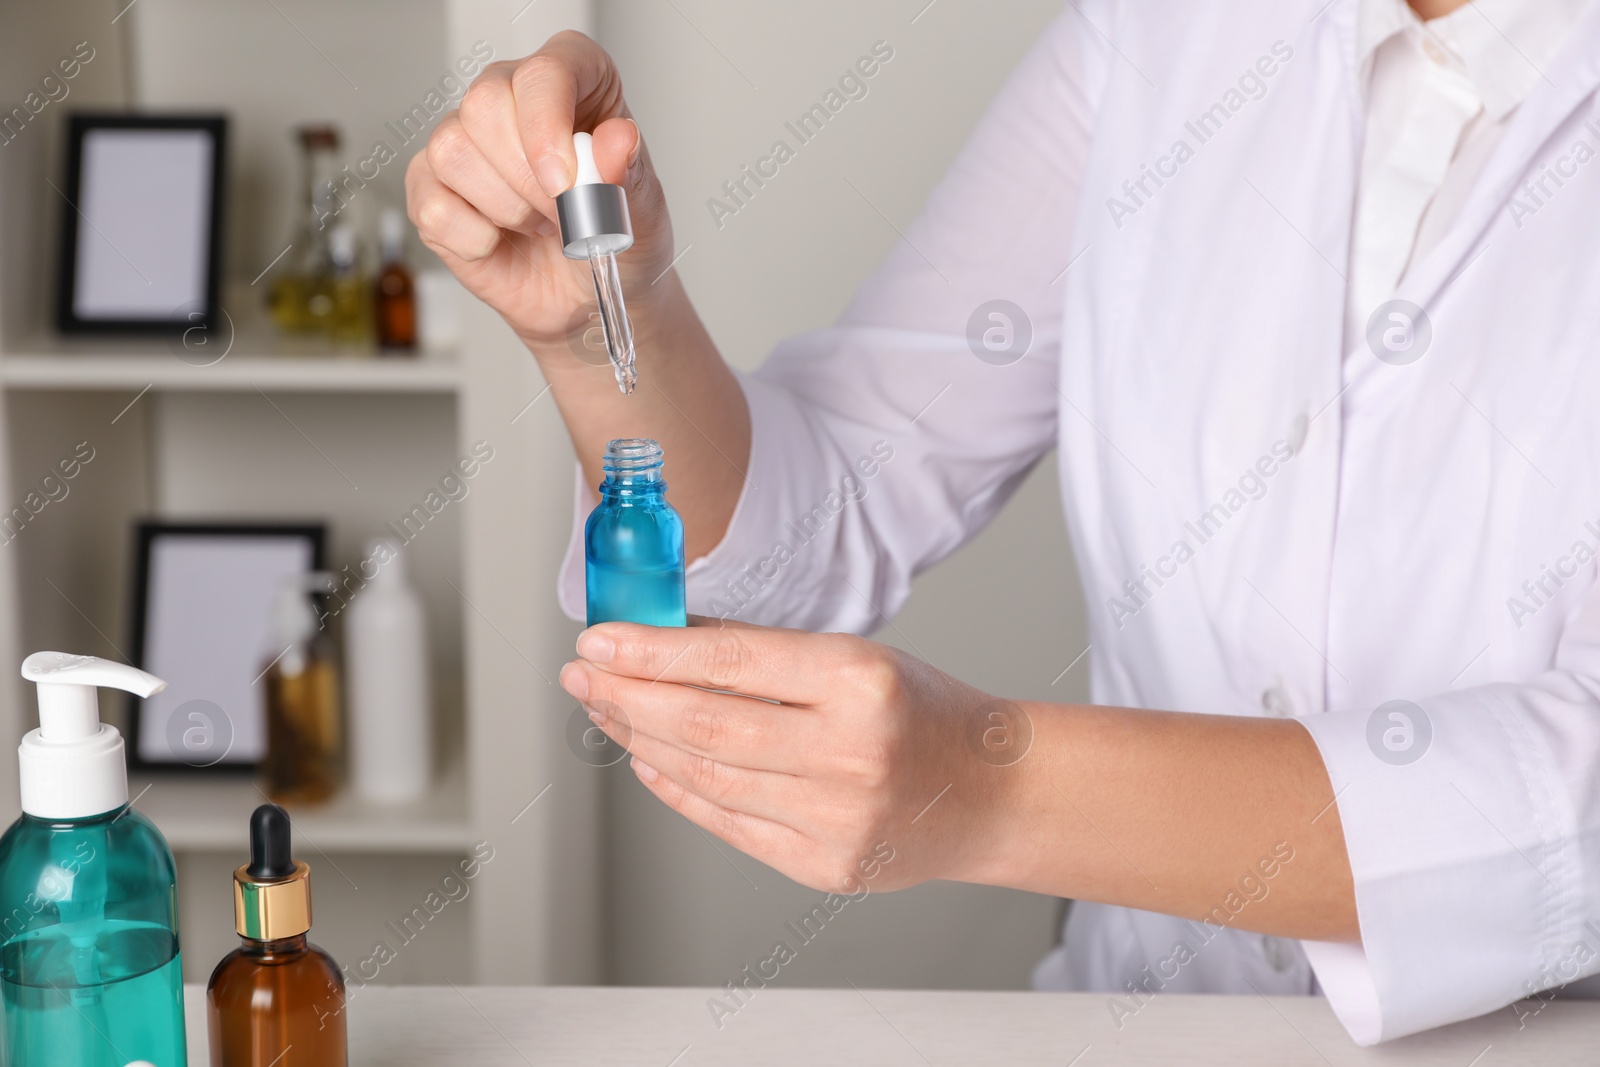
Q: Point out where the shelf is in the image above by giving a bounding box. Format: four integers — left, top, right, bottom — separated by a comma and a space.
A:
130, 756, 473, 854
1, 334, 461, 395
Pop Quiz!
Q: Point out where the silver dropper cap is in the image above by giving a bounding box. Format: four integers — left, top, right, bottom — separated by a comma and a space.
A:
556, 132, 633, 260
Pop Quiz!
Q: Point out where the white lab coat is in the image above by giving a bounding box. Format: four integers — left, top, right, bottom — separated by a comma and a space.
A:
561, 0, 1600, 1044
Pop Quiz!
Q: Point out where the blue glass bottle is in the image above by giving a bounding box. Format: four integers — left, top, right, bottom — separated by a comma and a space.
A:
585, 439, 687, 627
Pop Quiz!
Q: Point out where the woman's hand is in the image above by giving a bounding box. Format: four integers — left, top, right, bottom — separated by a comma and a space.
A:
559, 616, 1357, 941
405, 31, 750, 563
558, 617, 1026, 893
405, 30, 675, 349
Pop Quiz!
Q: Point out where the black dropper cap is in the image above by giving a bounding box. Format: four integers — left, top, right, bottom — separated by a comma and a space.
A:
247, 803, 294, 880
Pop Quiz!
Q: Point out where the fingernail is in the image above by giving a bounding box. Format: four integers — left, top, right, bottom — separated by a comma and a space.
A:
577, 629, 615, 664
625, 120, 642, 169
631, 757, 659, 783
559, 661, 590, 701
535, 153, 570, 198
586, 705, 605, 726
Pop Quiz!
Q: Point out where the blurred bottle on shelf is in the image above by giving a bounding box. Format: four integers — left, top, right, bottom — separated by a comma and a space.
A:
326, 224, 371, 345
375, 208, 417, 352
347, 539, 431, 803
269, 124, 341, 335
262, 575, 342, 806
416, 269, 462, 352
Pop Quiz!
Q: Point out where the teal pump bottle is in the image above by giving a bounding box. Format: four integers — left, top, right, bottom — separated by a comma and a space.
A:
0, 653, 187, 1067
585, 438, 687, 627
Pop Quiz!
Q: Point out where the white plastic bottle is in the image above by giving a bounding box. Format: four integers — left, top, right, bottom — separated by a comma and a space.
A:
346, 540, 432, 802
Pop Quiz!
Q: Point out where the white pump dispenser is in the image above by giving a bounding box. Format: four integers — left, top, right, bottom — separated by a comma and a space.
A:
18, 651, 165, 819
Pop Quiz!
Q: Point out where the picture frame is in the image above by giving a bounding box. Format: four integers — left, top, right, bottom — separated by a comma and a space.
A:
55, 113, 227, 335
127, 521, 325, 774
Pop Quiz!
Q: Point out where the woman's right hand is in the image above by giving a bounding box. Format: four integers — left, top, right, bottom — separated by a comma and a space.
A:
405, 31, 677, 353
408, 30, 748, 564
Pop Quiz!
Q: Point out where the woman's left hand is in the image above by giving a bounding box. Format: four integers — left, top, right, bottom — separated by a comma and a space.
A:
559, 616, 1358, 941
558, 617, 1029, 893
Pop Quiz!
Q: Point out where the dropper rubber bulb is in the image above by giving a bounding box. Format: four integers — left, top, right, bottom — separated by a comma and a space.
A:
555, 132, 637, 396
247, 803, 294, 880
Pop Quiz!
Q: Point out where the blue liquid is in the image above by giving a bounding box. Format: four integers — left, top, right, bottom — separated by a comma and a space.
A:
1, 920, 186, 1067
585, 440, 686, 627
0, 808, 187, 1067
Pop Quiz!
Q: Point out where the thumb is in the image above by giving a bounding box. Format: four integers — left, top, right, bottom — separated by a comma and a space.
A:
588, 115, 672, 267
589, 115, 642, 185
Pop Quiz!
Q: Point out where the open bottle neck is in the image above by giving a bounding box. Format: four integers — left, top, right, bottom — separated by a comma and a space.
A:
599, 438, 668, 500
600, 471, 665, 492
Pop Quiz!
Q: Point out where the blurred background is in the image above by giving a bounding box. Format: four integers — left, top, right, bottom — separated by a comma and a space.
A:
0, 0, 1087, 991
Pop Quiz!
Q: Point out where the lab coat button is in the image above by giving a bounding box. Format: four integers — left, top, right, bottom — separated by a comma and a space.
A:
1422, 38, 1447, 65
1261, 686, 1292, 717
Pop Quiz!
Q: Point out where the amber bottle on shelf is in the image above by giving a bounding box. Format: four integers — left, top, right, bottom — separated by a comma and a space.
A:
208, 804, 348, 1067
262, 576, 342, 805
374, 208, 417, 351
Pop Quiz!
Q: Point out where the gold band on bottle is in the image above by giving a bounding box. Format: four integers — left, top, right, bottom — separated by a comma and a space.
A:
234, 860, 313, 940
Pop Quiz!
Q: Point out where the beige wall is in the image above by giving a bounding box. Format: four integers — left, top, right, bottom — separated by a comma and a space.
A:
596, 0, 1087, 988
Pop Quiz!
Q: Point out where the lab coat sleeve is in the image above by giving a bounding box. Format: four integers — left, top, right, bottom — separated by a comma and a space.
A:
557, 8, 1104, 629
1297, 580, 1600, 1043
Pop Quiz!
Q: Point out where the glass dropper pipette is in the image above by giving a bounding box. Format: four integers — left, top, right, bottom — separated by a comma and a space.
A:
556, 132, 637, 395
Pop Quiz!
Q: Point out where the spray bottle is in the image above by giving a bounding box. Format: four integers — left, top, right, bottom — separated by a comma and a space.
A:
0, 652, 187, 1067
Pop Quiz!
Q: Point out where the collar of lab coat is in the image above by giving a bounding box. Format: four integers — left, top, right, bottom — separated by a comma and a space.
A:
1357, 0, 1593, 120
1370, 0, 1600, 312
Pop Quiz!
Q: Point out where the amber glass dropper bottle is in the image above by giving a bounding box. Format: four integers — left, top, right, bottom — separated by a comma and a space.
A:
207, 804, 348, 1066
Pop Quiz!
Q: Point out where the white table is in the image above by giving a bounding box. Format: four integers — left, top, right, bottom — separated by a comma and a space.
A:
181, 985, 1595, 1065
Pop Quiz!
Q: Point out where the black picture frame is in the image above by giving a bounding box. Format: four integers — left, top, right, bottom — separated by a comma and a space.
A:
127, 521, 325, 774
56, 112, 228, 336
